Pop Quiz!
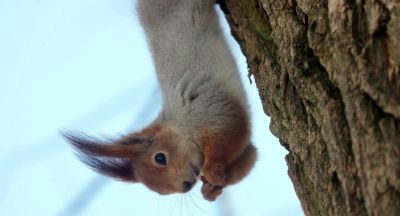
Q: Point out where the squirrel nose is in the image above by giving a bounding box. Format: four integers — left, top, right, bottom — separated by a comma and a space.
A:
183, 181, 194, 192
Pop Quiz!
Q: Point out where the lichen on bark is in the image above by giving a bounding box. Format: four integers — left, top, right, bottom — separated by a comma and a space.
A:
220, 0, 400, 215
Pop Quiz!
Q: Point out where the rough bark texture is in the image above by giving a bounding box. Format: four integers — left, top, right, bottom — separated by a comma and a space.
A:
219, 0, 400, 215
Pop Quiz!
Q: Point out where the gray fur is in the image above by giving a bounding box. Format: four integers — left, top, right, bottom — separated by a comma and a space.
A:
137, 0, 249, 141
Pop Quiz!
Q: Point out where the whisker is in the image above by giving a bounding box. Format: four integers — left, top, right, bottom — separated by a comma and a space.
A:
157, 195, 162, 215
186, 193, 196, 216
179, 194, 184, 216
183, 194, 190, 216
170, 194, 179, 216
188, 190, 208, 214
191, 188, 204, 200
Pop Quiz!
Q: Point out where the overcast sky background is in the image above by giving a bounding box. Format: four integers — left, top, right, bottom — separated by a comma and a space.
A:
0, 0, 303, 215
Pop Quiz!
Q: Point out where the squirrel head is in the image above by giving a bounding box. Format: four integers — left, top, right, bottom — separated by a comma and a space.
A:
64, 124, 203, 195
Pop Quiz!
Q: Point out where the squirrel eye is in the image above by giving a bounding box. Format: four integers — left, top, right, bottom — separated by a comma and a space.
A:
154, 153, 167, 165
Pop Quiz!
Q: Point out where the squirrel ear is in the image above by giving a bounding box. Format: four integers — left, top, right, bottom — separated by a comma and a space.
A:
63, 132, 150, 182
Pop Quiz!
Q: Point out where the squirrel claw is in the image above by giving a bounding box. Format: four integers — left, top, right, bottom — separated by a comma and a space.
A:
201, 181, 223, 201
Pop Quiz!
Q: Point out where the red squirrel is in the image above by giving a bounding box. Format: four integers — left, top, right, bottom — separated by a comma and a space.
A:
64, 0, 257, 201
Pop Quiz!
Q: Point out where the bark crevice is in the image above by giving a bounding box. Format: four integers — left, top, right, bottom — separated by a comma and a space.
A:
221, 0, 400, 215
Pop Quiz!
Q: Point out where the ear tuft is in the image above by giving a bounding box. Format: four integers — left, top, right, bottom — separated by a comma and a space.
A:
62, 131, 138, 182
77, 154, 135, 182
62, 131, 113, 154
62, 131, 146, 158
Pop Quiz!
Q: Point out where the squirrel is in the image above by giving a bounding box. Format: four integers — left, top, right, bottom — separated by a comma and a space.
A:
64, 0, 257, 201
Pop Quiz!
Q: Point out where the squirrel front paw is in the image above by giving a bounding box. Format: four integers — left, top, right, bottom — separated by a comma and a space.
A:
201, 176, 223, 201
201, 163, 226, 186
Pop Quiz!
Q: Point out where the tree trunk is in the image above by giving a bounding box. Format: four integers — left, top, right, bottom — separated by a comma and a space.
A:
219, 0, 400, 215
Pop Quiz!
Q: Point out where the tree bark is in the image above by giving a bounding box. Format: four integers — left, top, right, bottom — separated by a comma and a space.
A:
219, 0, 400, 215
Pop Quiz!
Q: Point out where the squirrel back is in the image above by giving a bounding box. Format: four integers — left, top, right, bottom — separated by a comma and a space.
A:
138, 0, 247, 105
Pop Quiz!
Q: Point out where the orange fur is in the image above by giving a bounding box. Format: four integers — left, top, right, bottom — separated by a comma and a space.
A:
200, 98, 253, 186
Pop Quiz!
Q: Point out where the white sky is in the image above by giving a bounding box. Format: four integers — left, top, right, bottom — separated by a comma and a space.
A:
0, 0, 303, 215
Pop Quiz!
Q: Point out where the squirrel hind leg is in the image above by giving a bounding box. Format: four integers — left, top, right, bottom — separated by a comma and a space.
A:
224, 143, 257, 185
